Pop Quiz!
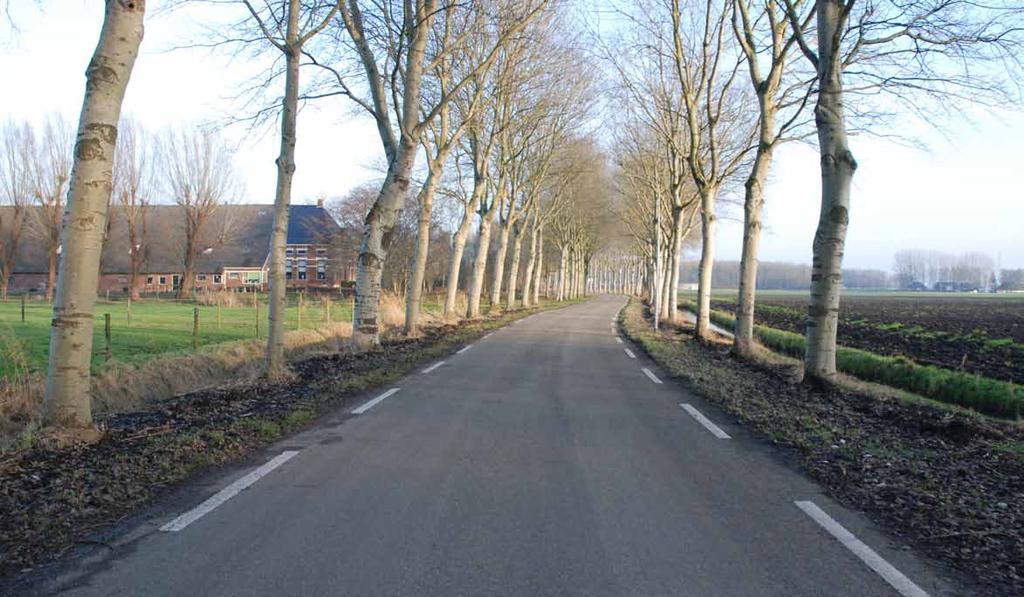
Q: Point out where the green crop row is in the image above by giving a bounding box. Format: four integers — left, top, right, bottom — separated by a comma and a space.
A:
681, 301, 1023, 419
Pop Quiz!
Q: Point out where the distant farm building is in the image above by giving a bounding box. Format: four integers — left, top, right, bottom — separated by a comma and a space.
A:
1, 203, 352, 295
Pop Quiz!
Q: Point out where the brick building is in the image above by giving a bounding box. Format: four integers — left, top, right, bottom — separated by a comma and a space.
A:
0, 202, 349, 295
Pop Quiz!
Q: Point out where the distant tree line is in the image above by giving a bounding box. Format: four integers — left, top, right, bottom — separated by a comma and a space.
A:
679, 261, 889, 290
892, 249, 998, 291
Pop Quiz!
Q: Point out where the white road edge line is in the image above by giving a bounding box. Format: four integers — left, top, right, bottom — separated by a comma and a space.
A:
422, 361, 445, 374
624, 348, 636, 359
795, 500, 930, 597
679, 404, 731, 439
616, 337, 623, 344
351, 387, 401, 415
160, 451, 299, 532
457, 345, 473, 354
642, 368, 663, 384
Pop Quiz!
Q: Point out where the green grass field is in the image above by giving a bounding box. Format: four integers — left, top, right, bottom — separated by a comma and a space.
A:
0, 294, 367, 378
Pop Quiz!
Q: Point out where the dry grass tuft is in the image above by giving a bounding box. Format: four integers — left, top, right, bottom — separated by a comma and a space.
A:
379, 291, 406, 328
194, 290, 247, 307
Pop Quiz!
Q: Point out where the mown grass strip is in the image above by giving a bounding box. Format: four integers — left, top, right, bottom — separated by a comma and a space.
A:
680, 300, 1023, 419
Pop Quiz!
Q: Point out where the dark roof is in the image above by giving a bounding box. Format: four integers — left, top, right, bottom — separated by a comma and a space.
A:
1, 203, 342, 274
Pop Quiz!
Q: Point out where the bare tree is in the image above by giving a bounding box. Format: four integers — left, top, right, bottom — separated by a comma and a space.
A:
28, 115, 73, 302
230, 0, 342, 376
112, 117, 153, 301
42, 0, 144, 431
160, 127, 240, 299
0, 120, 34, 300
318, 0, 551, 348
783, 0, 1023, 381
730, 0, 813, 356
404, 9, 491, 335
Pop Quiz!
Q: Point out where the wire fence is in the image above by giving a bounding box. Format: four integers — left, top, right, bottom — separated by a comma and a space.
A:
0, 292, 362, 376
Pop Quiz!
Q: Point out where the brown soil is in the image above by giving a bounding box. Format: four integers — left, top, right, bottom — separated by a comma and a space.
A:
710, 295, 1024, 382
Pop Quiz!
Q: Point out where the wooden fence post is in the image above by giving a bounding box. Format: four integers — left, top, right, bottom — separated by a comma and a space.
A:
21, 294, 26, 323
297, 292, 303, 330
216, 301, 222, 329
126, 295, 132, 328
255, 300, 260, 337
104, 313, 112, 362
193, 307, 200, 350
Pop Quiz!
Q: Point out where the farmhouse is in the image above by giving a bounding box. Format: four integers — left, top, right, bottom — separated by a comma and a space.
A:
1, 202, 352, 295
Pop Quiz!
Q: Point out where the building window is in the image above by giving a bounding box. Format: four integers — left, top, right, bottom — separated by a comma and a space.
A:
298, 271, 307, 280
118, 276, 127, 283
316, 247, 326, 255
197, 274, 207, 281
229, 272, 240, 280
285, 247, 293, 255
286, 271, 292, 280
316, 271, 326, 280
147, 276, 154, 285
297, 247, 307, 256
214, 274, 222, 284
159, 276, 167, 285
245, 272, 261, 283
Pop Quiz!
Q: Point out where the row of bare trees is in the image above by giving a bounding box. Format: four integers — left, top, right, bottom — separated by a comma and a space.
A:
607, 0, 1022, 382
25, 0, 612, 433
0, 115, 241, 302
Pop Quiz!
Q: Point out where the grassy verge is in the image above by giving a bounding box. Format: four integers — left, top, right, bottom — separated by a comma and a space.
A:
0, 298, 583, 577
620, 298, 1023, 597
680, 300, 1023, 419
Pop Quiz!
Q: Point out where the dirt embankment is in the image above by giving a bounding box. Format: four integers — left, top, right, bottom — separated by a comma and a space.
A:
622, 300, 1024, 597
0, 307, 553, 579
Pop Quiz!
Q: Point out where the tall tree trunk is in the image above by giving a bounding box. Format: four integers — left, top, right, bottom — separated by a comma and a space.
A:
404, 165, 440, 335
521, 222, 538, 308
804, 0, 856, 382
506, 225, 523, 310
668, 206, 685, 323
265, 32, 300, 376
43, 0, 144, 430
443, 216, 472, 320
488, 218, 513, 312
466, 207, 496, 318
733, 127, 775, 357
46, 249, 57, 302
694, 186, 717, 339
352, 139, 417, 349
128, 221, 142, 300
533, 226, 544, 303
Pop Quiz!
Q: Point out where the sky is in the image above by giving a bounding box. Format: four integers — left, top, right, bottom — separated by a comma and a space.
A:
2, 1, 1022, 271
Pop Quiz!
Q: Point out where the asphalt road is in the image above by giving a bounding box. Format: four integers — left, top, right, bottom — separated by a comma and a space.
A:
26, 296, 955, 596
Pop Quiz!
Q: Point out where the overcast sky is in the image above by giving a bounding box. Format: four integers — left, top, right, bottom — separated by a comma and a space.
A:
2, 1, 1021, 271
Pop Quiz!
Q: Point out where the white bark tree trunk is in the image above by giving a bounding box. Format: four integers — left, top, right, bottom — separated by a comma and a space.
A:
488, 218, 513, 311
533, 226, 544, 303
505, 224, 523, 309
466, 206, 497, 318
520, 220, 538, 308
804, 0, 857, 382
352, 139, 418, 349
733, 137, 774, 357
404, 165, 440, 335
266, 27, 300, 377
43, 0, 144, 430
694, 186, 717, 340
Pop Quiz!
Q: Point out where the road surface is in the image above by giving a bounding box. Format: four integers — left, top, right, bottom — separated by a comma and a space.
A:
25, 296, 954, 596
